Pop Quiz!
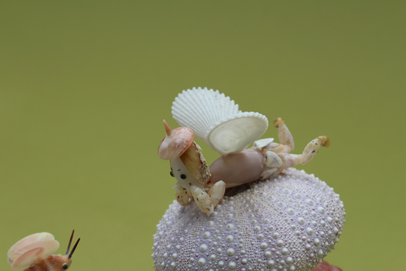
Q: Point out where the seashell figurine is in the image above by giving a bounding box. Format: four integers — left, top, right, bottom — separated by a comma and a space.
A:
158, 87, 330, 216
154, 87, 345, 271
7, 230, 80, 271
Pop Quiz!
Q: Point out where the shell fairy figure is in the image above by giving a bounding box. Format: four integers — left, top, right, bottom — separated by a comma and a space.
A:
7, 230, 80, 271
153, 87, 345, 271
158, 87, 330, 216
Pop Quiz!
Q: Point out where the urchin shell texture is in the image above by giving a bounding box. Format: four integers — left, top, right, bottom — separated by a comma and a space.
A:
152, 169, 345, 271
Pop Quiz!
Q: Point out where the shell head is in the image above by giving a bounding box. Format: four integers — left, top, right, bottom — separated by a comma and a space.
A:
45, 230, 80, 271
48, 254, 72, 271
158, 120, 194, 160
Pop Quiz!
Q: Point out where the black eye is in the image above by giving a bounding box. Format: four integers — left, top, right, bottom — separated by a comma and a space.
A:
180, 174, 186, 179
62, 263, 68, 270
170, 170, 174, 177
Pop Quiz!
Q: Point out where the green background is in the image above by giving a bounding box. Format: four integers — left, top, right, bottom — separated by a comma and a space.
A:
1, 1, 404, 270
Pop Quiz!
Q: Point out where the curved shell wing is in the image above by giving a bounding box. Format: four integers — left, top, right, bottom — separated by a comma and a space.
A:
172, 87, 268, 155
10, 247, 43, 270
8, 233, 59, 270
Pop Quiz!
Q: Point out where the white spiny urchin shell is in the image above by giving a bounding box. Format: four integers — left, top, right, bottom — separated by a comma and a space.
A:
152, 169, 345, 271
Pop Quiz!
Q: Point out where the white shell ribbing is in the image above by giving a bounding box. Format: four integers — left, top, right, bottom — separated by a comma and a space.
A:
172, 87, 268, 155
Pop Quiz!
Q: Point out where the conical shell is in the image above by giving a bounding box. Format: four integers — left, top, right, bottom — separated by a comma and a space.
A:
172, 87, 268, 155
8, 232, 60, 270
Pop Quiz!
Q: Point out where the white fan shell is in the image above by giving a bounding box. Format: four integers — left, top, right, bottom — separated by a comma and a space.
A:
8, 232, 60, 270
172, 87, 268, 155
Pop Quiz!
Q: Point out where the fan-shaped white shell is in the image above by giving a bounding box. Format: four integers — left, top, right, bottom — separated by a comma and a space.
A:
8, 232, 60, 270
172, 87, 269, 155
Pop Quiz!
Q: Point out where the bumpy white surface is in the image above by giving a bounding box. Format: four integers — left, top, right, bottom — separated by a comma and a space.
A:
172, 87, 268, 155
152, 169, 345, 271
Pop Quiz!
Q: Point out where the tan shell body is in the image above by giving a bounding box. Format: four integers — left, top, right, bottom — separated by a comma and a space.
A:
209, 148, 265, 187
24, 255, 71, 271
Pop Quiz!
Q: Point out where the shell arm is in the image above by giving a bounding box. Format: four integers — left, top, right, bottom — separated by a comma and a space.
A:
277, 135, 330, 168
189, 184, 214, 216
175, 182, 192, 206
207, 180, 226, 207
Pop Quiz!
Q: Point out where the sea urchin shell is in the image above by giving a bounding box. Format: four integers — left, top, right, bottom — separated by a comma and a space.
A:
152, 169, 345, 271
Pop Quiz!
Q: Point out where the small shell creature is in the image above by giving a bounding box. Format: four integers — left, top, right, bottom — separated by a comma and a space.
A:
159, 87, 330, 216
158, 120, 226, 216
7, 230, 80, 271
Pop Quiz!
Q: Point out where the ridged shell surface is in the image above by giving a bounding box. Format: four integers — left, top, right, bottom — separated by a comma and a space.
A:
152, 169, 345, 271
172, 87, 268, 155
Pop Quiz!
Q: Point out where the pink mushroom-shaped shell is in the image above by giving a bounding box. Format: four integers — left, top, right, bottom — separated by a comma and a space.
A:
158, 120, 194, 160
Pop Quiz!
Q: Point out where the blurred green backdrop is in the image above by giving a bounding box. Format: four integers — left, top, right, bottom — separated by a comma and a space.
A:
1, 1, 404, 271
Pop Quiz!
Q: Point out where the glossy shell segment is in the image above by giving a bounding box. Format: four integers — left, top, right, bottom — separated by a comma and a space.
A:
172, 87, 268, 155
8, 232, 60, 270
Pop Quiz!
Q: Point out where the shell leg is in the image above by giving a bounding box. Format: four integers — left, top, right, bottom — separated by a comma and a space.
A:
264, 151, 283, 168
190, 184, 214, 216
207, 181, 226, 207
175, 182, 192, 206
300, 136, 330, 165
273, 118, 294, 152
278, 136, 330, 168
277, 153, 301, 169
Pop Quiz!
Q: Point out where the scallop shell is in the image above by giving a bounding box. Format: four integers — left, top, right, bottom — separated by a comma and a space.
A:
8, 232, 60, 270
172, 87, 269, 155
152, 168, 346, 271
